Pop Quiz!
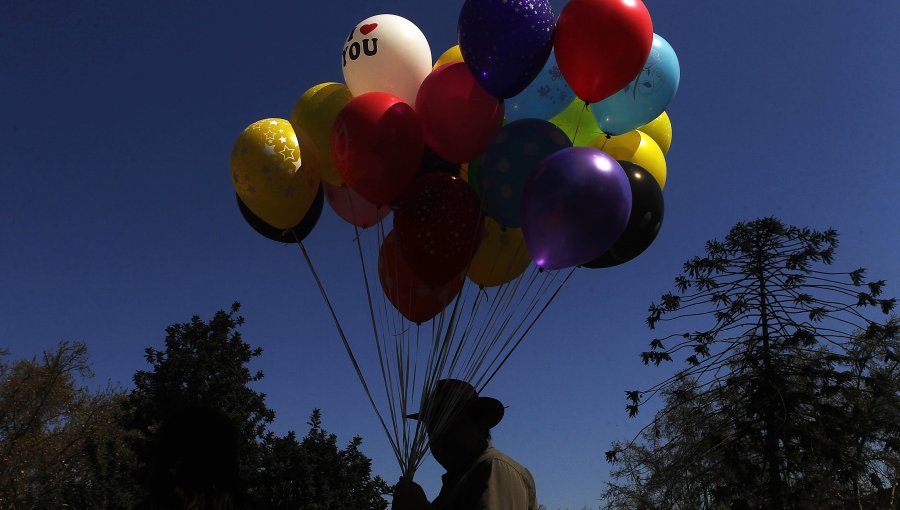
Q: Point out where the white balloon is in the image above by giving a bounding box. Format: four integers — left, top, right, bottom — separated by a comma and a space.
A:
341, 14, 432, 106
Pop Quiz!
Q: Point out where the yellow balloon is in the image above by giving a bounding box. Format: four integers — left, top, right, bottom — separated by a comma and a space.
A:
231, 119, 320, 230
591, 130, 667, 189
549, 99, 602, 147
637, 111, 672, 155
289, 83, 353, 186
468, 218, 532, 288
434, 45, 463, 69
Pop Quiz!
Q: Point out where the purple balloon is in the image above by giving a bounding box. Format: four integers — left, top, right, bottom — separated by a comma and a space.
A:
458, 0, 555, 99
521, 147, 632, 270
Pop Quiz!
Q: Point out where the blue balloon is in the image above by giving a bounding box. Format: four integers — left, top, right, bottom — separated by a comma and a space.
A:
458, 0, 556, 99
505, 52, 575, 122
521, 147, 632, 270
592, 34, 681, 136
478, 119, 572, 228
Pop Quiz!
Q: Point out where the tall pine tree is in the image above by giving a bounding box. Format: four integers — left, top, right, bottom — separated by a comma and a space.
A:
604, 218, 897, 509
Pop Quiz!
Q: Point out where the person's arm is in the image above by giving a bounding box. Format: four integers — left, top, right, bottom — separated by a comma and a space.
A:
392, 477, 435, 510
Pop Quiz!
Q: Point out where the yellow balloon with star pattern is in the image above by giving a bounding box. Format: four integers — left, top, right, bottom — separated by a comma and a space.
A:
231, 118, 320, 230
467, 217, 532, 288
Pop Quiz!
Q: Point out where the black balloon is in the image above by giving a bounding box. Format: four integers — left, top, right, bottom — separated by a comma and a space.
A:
236, 184, 324, 244
583, 161, 664, 268
417, 144, 462, 177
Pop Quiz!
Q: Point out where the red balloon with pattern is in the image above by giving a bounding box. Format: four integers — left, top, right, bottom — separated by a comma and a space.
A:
394, 173, 483, 286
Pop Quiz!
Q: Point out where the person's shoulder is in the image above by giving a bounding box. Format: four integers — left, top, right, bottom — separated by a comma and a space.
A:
478, 445, 534, 482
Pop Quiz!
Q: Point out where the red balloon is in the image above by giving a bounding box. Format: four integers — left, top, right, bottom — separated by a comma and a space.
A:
394, 173, 483, 286
415, 63, 504, 164
378, 230, 465, 324
323, 181, 390, 229
332, 92, 424, 206
554, 0, 654, 103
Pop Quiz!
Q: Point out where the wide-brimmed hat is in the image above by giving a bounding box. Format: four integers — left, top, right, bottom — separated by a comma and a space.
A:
406, 379, 504, 430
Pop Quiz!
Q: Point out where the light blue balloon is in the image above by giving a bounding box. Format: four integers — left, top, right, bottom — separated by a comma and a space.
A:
592, 34, 680, 136
504, 52, 575, 122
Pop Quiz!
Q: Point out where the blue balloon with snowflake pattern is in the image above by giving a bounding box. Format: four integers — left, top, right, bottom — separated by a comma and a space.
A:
504, 51, 575, 122
591, 34, 681, 136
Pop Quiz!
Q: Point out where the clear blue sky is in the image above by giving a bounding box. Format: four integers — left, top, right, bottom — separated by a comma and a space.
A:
2, 1, 899, 508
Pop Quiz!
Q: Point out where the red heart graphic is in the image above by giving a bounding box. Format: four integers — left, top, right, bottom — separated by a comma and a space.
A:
360, 23, 378, 35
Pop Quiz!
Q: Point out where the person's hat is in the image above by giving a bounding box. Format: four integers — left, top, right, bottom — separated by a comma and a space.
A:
406, 379, 504, 430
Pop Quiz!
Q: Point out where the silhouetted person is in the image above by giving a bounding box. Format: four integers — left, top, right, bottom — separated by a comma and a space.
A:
392, 379, 536, 510
136, 405, 255, 510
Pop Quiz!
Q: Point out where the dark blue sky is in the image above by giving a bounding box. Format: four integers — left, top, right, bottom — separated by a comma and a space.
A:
2, 1, 899, 508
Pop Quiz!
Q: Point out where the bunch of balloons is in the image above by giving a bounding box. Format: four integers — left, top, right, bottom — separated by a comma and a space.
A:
230, 0, 680, 324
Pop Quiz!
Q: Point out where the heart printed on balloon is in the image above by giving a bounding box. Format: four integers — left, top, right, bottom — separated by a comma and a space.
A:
342, 14, 432, 106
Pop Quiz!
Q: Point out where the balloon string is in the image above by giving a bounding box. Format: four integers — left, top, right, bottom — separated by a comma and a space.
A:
292, 233, 403, 467
468, 264, 550, 390
601, 133, 611, 151
571, 101, 589, 145
468, 267, 556, 391
477, 269, 556, 384
353, 224, 404, 468
478, 267, 576, 392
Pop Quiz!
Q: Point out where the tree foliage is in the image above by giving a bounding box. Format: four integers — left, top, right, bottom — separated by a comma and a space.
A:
125, 302, 275, 495
603, 218, 899, 509
0, 303, 393, 508
258, 409, 392, 510
0, 341, 138, 509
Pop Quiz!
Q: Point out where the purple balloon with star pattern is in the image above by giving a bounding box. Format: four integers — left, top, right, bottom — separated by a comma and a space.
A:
521, 147, 632, 270
458, 0, 556, 99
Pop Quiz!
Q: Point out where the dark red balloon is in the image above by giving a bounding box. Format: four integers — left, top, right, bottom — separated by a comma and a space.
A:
332, 92, 424, 206
378, 230, 465, 324
415, 62, 504, 164
394, 173, 483, 286
554, 0, 654, 103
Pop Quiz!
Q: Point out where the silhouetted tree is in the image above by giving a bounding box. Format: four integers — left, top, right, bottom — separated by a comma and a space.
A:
603, 218, 897, 509
841, 318, 900, 507
257, 409, 392, 510
124, 302, 274, 500
125, 303, 391, 508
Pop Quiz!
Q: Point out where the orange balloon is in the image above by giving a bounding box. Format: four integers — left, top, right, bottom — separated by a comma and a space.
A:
468, 218, 532, 288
